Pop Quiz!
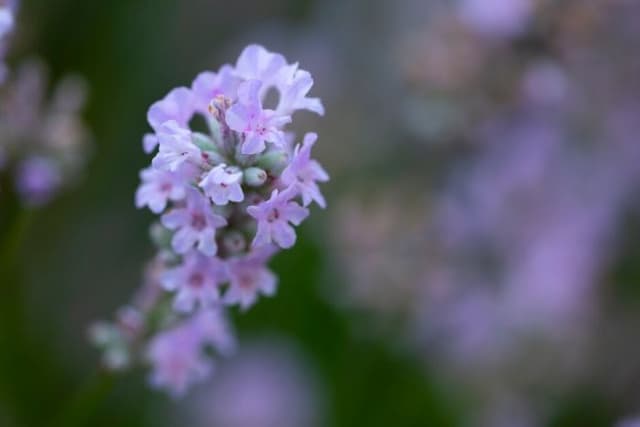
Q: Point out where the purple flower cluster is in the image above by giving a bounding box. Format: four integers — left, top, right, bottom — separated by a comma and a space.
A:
0, 2, 90, 207
0, 60, 91, 206
93, 45, 327, 396
325, 0, 640, 422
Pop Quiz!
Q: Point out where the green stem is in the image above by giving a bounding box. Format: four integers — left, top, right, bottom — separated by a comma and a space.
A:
0, 208, 39, 425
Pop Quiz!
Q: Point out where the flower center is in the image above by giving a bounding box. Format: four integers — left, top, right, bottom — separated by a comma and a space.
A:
191, 213, 207, 230
238, 273, 254, 289
267, 208, 280, 223
188, 272, 205, 288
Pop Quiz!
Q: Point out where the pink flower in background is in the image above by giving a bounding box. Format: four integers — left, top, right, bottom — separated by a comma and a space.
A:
458, 0, 532, 38
0, 0, 16, 83
617, 418, 640, 427
0, 3, 15, 40
0, 59, 91, 207
15, 156, 62, 206
188, 340, 324, 427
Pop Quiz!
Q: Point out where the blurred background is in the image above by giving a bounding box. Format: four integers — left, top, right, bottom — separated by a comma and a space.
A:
1, 0, 640, 426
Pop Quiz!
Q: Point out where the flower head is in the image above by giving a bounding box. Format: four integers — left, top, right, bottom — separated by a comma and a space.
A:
152, 120, 201, 172
147, 313, 218, 397
0, 3, 15, 40
274, 66, 325, 117
161, 189, 227, 256
136, 165, 195, 213
15, 156, 62, 206
161, 251, 227, 312
148, 333, 211, 398
199, 163, 244, 206
281, 133, 329, 208
0, 60, 91, 207
248, 188, 309, 249
224, 247, 278, 310
191, 65, 240, 114
226, 79, 291, 155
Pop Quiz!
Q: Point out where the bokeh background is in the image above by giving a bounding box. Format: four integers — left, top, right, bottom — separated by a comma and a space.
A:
1, 0, 640, 426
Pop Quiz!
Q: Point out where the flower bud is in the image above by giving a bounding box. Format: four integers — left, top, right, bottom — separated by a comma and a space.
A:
243, 167, 268, 187
191, 132, 217, 152
256, 150, 289, 174
222, 231, 246, 255
149, 222, 172, 249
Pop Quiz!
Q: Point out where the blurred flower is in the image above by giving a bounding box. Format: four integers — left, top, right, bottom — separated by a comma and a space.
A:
187, 339, 324, 427
0, 60, 91, 206
15, 156, 61, 206
160, 251, 227, 313
223, 246, 277, 311
0, 0, 17, 83
617, 417, 640, 427
147, 308, 234, 397
457, 0, 533, 38
325, 0, 640, 422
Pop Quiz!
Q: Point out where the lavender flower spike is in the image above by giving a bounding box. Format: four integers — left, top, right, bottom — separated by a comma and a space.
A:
92, 44, 327, 397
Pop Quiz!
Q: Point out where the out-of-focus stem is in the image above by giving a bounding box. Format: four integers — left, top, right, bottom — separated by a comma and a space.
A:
0, 208, 39, 425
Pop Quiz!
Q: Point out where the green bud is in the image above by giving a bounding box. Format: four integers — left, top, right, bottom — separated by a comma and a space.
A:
149, 222, 173, 249
243, 167, 268, 187
104, 346, 130, 370
88, 322, 117, 347
256, 150, 289, 174
192, 132, 217, 152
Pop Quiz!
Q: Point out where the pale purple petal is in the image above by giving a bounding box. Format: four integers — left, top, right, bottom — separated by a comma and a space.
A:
272, 222, 296, 249
147, 87, 195, 131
